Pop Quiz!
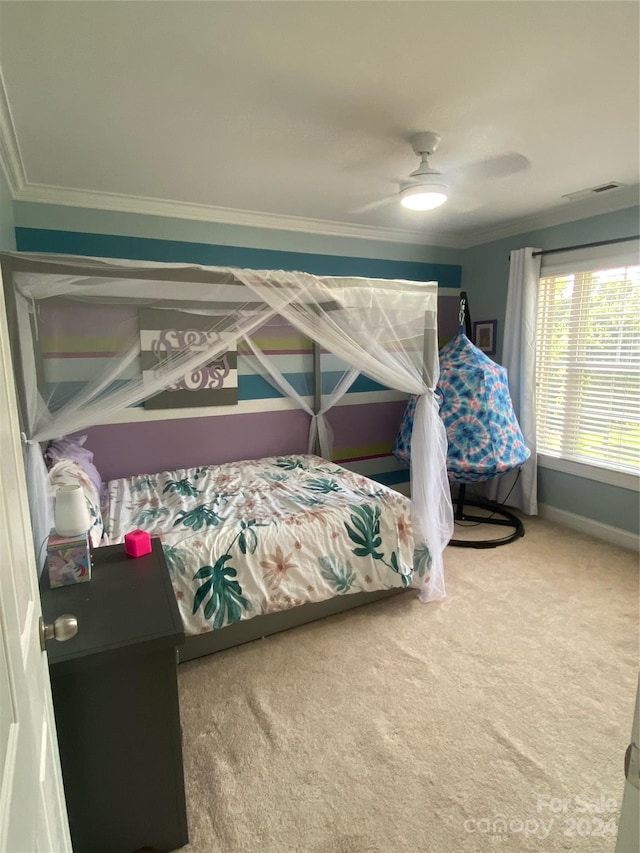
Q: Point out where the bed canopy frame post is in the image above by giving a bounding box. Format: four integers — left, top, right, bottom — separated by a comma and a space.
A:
422, 312, 437, 390
1, 256, 29, 433
311, 341, 322, 456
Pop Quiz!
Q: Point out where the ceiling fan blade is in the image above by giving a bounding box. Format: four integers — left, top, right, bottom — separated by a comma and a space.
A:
450, 152, 530, 183
447, 193, 483, 213
350, 195, 397, 214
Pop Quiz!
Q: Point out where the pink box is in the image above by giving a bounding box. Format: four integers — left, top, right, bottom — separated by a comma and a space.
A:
47, 531, 91, 587
124, 529, 152, 557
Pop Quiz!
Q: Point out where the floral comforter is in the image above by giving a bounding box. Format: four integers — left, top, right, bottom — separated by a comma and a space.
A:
103, 454, 428, 635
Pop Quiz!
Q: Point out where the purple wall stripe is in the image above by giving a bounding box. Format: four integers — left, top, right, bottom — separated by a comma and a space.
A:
327, 400, 408, 447
81, 408, 312, 481
79, 399, 408, 482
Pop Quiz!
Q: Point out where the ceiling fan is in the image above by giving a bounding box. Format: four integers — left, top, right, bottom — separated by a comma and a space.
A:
353, 131, 529, 214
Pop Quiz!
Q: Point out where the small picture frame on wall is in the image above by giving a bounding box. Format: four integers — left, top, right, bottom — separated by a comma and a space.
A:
473, 320, 497, 356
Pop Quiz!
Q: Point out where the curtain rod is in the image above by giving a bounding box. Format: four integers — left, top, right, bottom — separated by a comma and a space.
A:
532, 235, 639, 258
509, 234, 639, 261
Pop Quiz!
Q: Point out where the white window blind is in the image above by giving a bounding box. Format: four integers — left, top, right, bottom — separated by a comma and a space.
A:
535, 261, 640, 477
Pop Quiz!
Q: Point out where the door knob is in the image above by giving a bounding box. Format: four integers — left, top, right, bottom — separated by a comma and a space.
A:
624, 742, 639, 791
39, 614, 78, 651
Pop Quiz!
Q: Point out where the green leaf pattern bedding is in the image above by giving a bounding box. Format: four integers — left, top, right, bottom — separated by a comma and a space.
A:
103, 454, 424, 635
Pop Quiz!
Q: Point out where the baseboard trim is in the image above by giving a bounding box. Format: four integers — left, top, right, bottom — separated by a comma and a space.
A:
538, 503, 640, 552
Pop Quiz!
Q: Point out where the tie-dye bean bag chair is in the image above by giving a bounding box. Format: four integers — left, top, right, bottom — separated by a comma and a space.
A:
393, 332, 529, 483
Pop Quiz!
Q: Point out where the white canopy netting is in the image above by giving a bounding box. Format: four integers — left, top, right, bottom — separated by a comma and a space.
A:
2, 252, 453, 601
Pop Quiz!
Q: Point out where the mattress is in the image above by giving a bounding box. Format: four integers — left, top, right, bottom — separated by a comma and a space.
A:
103, 454, 420, 635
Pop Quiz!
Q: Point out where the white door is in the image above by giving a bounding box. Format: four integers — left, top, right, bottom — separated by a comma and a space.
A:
0, 273, 71, 851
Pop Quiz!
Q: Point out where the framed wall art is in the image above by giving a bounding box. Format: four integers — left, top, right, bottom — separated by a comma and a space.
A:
473, 320, 497, 356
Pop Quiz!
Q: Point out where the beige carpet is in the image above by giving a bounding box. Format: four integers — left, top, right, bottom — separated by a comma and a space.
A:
177, 516, 639, 853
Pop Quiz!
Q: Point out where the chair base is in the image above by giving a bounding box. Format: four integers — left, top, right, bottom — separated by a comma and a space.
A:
449, 485, 525, 549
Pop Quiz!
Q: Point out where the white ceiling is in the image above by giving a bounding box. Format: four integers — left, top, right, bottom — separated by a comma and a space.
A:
0, 1, 638, 247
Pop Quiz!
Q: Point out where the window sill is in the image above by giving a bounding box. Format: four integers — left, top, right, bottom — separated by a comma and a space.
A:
537, 454, 639, 492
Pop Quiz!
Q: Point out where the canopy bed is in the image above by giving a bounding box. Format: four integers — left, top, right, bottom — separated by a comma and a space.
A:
1, 251, 453, 660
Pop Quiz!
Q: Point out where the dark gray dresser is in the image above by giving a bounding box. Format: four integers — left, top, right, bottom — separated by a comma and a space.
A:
40, 538, 189, 853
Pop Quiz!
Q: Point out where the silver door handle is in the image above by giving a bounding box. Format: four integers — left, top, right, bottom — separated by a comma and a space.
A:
39, 614, 78, 651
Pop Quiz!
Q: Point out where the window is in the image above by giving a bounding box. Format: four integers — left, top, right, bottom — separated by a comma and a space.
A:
535, 258, 639, 480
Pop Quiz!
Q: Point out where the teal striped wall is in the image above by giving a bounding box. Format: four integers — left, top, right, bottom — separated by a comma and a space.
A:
15, 226, 462, 284
16, 221, 462, 487
11, 198, 638, 535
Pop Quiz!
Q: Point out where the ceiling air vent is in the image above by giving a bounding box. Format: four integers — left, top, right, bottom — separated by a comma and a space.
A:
593, 182, 622, 193
562, 182, 626, 202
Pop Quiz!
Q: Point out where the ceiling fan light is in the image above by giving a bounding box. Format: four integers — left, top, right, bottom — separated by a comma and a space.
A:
400, 180, 449, 211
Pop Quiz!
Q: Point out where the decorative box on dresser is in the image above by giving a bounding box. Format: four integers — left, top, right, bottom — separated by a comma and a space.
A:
40, 538, 189, 853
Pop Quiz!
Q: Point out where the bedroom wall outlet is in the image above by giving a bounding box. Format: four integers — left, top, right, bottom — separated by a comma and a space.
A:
47, 531, 92, 587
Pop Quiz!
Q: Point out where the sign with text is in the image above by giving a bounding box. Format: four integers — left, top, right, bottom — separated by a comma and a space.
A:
140, 309, 238, 410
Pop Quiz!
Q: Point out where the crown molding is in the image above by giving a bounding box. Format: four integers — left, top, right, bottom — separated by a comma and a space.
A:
462, 185, 640, 248
0, 67, 26, 195
10, 177, 640, 253
14, 182, 468, 249
14, 180, 639, 253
